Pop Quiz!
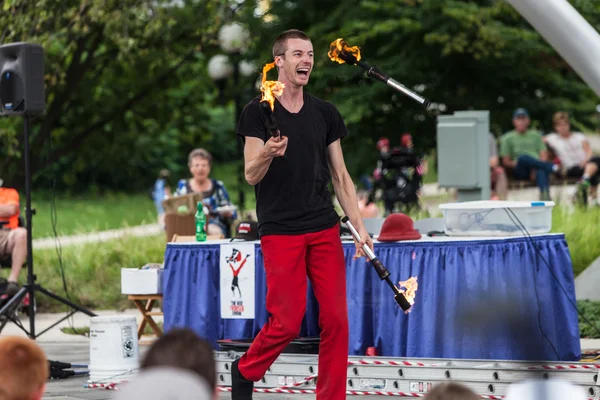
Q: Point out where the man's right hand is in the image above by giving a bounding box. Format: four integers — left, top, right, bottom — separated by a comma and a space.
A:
263, 133, 288, 159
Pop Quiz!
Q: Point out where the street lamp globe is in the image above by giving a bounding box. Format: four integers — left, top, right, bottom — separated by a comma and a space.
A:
218, 22, 250, 54
239, 60, 257, 77
207, 54, 233, 81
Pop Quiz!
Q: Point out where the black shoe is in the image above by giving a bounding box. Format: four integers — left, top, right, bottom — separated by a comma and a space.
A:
231, 359, 253, 399
3, 281, 18, 298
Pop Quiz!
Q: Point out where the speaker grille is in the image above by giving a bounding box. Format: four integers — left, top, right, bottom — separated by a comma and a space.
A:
0, 70, 24, 113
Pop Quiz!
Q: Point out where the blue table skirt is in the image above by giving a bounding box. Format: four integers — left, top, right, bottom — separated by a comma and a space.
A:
163, 234, 581, 361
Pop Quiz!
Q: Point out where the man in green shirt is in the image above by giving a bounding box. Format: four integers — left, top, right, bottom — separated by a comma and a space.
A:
500, 108, 559, 200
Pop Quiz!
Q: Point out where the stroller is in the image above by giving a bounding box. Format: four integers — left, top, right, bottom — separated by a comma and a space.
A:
369, 146, 423, 216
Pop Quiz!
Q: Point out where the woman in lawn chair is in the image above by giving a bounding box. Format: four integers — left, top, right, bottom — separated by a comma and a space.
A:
175, 149, 237, 237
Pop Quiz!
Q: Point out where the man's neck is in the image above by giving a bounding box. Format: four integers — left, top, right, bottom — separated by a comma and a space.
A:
559, 132, 572, 138
277, 78, 304, 113
516, 129, 528, 134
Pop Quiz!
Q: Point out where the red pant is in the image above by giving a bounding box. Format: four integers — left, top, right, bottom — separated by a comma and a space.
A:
238, 224, 349, 399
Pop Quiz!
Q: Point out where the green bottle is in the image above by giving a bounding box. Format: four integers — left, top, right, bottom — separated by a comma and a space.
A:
195, 202, 207, 242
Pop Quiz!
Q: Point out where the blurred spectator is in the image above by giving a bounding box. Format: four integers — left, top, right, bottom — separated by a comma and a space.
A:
545, 112, 600, 206
500, 108, 559, 200
141, 327, 216, 391
112, 367, 213, 400
0, 181, 27, 298
489, 133, 508, 200
0, 336, 48, 400
177, 148, 237, 237
400, 133, 429, 179
424, 382, 478, 400
151, 169, 171, 227
357, 190, 380, 218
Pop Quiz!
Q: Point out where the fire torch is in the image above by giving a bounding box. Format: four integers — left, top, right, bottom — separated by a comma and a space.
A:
329, 38, 430, 108
259, 62, 285, 138
342, 216, 418, 314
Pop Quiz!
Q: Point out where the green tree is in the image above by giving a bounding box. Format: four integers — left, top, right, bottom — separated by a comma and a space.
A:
242, 0, 600, 177
0, 0, 247, 192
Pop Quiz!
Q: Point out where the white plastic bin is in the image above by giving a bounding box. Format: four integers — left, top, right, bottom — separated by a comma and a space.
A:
438, 200, 555, 236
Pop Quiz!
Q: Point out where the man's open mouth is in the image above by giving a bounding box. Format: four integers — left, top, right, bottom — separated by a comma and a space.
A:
297, 67, 310, 76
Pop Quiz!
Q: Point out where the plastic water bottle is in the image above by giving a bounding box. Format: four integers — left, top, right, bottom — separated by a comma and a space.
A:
177, 180, 187, 196
195, 202, 207, 242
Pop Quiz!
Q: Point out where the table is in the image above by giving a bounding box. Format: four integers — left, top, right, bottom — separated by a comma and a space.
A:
162, 234, 581, 361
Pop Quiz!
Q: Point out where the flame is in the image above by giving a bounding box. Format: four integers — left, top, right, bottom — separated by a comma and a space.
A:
398, 276, 418, 309
260, 62, 285, 111
328, 38, 362, 64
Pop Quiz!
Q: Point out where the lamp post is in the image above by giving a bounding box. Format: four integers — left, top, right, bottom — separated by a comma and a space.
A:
207, 23, 254, 216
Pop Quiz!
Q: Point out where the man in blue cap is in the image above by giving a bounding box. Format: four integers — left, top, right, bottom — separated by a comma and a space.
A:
500, 108, 559, 200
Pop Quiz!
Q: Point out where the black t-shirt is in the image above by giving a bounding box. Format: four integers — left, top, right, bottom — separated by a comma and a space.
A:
236, 92, 348, 236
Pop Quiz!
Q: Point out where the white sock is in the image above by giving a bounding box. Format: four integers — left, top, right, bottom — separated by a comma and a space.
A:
552, 164, 559, 172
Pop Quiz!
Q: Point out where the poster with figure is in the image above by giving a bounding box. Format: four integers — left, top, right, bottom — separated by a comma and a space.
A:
220, 243, 255, 319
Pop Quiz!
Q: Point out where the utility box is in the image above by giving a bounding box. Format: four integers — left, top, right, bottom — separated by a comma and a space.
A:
437, 111, 491, 202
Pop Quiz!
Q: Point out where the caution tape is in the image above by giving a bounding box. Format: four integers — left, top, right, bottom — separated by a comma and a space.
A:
217, 387, 505, 398
348, 359, 441, 367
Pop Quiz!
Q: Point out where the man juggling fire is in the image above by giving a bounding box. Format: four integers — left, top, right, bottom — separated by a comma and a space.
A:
232, 29, 373, 400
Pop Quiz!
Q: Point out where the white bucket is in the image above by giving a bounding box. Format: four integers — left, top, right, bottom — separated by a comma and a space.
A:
88, 315, 140, 383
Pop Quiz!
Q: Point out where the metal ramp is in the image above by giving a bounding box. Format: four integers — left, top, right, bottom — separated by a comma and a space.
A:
215, 351, 600, 398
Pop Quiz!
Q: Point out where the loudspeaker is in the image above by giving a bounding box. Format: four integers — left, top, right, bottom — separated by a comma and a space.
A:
0, 42, 45, 116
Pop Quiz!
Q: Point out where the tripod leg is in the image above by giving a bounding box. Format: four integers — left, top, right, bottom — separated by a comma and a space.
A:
0, 287, 28, 316
35, 286, 97, 317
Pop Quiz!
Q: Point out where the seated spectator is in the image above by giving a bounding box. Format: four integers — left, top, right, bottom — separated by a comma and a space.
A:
545, 111, 600, 206
500, 108, 560, 200
357, 190, 380, 219
0, 336, 48, 400
151, 169, 171, 227
0, 182, 27, 297
489, 133, 508, 200
177, 149, 237, 237
140, 327, 216, 392
424, 382, 478, 400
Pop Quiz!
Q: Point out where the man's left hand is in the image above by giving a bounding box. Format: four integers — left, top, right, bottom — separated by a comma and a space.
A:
353, 226, 374, 260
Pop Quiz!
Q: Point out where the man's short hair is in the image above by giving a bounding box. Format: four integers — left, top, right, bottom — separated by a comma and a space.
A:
272, 29, 311, 58
0, 336, 48, 399
141, 328, 216, 389
553, 111, 570, 125
188, 148, 212, 167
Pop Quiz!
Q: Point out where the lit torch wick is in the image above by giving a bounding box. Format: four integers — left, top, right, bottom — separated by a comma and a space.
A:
259, 62, 285, 138
328, 38, 430, 107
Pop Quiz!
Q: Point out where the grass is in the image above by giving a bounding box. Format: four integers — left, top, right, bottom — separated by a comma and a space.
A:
32, 233, 167, 313
551, 205, 600, 276
29, 192, 157, 239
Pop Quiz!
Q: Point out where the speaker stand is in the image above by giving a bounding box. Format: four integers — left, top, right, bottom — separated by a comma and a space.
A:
0, 115, 96, 338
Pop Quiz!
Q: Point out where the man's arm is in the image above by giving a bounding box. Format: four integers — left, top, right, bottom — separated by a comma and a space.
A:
500, 136, 516, 168
243, 136, 288, 186
582, 138, 592, 163
327, 139, 373, 258
0, 204, 18, 218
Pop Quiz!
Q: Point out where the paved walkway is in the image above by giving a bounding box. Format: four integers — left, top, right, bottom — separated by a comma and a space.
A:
32, 223, 163, 250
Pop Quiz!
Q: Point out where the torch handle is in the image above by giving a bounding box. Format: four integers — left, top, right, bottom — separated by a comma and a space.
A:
354, 62, 430, 107
341, 216, 375, 260
341, 216, 390, 280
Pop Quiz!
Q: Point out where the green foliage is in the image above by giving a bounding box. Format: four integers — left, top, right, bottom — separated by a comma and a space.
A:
241, 0, 600, 177
577, 300, 600, 339
0, 0, 253, 192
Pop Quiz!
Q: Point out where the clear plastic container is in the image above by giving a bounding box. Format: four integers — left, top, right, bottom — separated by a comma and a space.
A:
438, 200, 555, 236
